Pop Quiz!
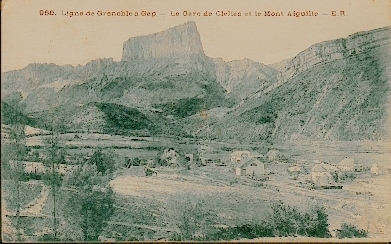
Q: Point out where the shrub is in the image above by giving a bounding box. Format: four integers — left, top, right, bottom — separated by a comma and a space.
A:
169, 232, 182, 241
340, 172, 356, 181
269, 201, 330, 238
337, 223, 368, 238
210, 223, 273, 241
173, 200, 331, 241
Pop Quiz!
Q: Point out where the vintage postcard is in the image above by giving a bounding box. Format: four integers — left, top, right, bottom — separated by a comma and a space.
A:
1, 0, 390, 242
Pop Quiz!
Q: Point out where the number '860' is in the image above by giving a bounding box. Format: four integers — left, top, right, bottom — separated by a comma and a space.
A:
40, 10, 55, 15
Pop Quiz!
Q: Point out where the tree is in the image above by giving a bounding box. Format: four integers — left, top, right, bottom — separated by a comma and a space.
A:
171, 193, 217, 241
8, 124, 27, 241
305, 205, 330, 238
271, 201, 301, 236
60, 163, 115, 241
80, 187, 115, 241
41, 121, 66, 240
88, 149, 116, 175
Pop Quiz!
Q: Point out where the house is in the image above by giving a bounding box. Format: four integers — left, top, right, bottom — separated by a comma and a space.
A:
236, 158, 265, 176
287, 165, 302, 175
159, 148, 180, 166
310, 162, 339, 185
337, 158, 354, 171
230, 151, 251, 163
371, 162, 391, 175
336, 157, 363, 172
266, 149, 283, 161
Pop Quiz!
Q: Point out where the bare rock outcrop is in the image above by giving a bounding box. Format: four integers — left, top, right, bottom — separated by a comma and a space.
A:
278, 27, 391, 82
213, 58, 278, 99
121, 21, 205, 61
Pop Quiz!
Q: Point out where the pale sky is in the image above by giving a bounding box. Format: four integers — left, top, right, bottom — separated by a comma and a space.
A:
1, 0, 390, 72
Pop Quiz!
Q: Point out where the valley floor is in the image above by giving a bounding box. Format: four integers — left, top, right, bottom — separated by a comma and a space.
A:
2, 135, 391, 241
109, 164, 391, 240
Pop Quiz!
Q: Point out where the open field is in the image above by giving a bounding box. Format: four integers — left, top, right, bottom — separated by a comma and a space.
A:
110, 164, 391, 240
3, 134, 391, 241
24, 133, 391, 164
274, 141, 391, 167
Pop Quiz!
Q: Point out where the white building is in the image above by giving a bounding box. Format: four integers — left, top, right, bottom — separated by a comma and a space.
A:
336, 158, 363, 172
236, 158, 265, 176
337, 158, 355, 171
371, 162, 391, 175
230, 151, 251, 163
311, 162, 339, 185
287, 165, 302, 175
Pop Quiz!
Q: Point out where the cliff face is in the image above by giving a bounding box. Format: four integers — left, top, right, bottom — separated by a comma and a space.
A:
278, 27, 391, 82
121, 21, 215, 77
214, 58, 278, 99
204, 26, 390, 141
121, 21, 205, 61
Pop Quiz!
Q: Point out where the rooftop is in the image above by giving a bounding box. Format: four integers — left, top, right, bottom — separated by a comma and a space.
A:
338, 157, 354, 166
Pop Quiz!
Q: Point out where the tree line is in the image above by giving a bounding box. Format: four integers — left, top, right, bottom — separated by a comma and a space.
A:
2, 122, 116, 242
169, 199, 367, 241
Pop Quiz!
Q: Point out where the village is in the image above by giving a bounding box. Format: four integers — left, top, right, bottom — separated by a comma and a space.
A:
2, 131, 391, 241
2, 124, 391, 241
13, 144, 391, 191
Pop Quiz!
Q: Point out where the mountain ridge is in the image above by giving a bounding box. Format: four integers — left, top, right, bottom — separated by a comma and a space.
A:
277, 26, 390, 82
202, 26, 390, 141
1, 23, 390, 141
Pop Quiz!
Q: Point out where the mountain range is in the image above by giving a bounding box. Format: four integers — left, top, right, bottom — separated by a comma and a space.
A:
1, 21, 390, 141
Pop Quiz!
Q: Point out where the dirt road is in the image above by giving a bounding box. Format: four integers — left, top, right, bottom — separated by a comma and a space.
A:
20, 181, 50, 217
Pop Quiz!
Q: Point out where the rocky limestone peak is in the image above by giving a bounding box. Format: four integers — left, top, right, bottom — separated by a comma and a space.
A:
121, 21, 205, 61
